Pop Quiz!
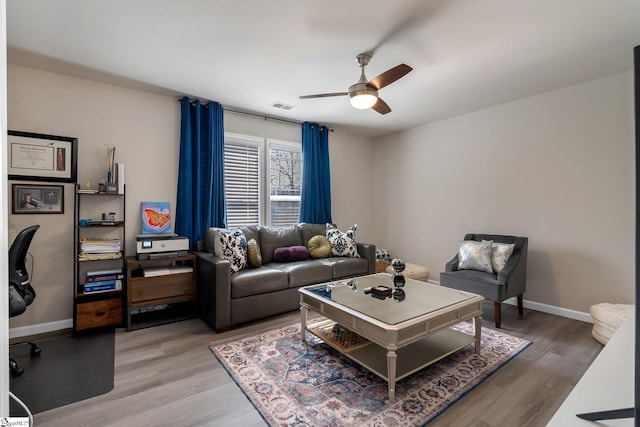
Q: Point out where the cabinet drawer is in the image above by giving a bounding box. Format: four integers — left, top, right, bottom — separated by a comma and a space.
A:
76, 298, 122, 331
129, 274, 194, 304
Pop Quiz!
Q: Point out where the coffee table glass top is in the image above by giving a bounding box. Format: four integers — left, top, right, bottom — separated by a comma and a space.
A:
302, 273, 475, 325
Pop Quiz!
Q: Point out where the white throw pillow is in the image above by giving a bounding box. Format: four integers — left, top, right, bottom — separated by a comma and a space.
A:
458, 240, 493, 273
326, 223, 360, 258
218, 228, 248, 272
490, 242, 515, 273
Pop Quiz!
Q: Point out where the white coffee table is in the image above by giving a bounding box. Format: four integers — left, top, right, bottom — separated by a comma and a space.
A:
299, 273, 484, 402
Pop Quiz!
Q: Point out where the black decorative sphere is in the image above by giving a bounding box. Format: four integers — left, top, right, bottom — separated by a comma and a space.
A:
390, 258, 406, 274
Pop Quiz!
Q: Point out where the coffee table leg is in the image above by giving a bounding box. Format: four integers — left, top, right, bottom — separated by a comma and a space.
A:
473, 315, 482, 353
387, 350, 397, 402
300, 305, 308, 342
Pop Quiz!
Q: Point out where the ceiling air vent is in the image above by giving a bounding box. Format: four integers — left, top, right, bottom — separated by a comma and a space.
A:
270, 101, 295, 111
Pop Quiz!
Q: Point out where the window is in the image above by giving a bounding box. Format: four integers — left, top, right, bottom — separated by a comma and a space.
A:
269, 141, 302, 227
224, 133, 301, 227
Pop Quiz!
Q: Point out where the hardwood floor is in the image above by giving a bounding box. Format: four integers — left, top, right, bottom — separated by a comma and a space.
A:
33, 303, 602, 427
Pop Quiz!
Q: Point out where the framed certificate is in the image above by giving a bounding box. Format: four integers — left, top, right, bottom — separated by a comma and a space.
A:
8, 130, 78, 183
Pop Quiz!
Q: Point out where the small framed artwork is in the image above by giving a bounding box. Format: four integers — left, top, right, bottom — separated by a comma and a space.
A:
12, 184, 65, 214
8, 130, 78, 183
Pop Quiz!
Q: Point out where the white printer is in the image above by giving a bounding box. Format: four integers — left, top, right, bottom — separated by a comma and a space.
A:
136, 234, 189, 260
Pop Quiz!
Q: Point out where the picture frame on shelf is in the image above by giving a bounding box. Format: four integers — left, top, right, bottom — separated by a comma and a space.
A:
8, 130, 78, 183
12, 183, 65, 214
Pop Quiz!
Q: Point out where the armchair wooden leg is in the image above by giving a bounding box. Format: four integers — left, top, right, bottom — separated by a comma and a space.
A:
494, 302, 501, 329
517, 294, 524, 316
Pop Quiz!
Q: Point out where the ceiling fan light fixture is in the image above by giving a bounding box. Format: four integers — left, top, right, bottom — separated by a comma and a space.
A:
349, 86, 378, 109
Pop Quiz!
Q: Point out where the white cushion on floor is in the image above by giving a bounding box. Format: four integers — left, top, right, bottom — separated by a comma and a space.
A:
385, 262, 430, 281
590, 303, 634, 345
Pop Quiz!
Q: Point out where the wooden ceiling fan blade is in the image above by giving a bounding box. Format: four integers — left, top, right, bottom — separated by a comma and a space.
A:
369, 64, 413, 90
299, 92, 348, 99
372, 98, 391, 115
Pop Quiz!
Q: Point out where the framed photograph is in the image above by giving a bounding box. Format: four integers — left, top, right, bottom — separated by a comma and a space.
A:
12, 184, 65, 214
8, 130, 78, 183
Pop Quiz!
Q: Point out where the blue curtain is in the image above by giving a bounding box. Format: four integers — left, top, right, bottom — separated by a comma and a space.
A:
175, 98, 226, 249
299, 122, 332, 224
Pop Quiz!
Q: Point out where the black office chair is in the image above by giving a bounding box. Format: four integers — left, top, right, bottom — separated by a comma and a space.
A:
8, 224, 41, 377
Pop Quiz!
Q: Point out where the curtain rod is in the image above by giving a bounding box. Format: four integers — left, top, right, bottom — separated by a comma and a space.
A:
178, 98, 333, 131
224, 107, 302, 127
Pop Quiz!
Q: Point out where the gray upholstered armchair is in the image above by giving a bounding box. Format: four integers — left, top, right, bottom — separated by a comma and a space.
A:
440, 233, 528, 328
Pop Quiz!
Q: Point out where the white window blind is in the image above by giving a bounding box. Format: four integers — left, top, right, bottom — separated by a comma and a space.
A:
268, 141, 301, 226
224, 140, 260, 227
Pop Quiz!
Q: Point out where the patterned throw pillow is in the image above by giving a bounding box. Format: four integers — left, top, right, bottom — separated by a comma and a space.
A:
458, 240, 493, 273
218, 229, 248, 273
247, 238, 262, 268
326, 223, 360, 258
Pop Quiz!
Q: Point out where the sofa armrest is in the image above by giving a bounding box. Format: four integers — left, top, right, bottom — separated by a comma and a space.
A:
445, 254, 459, 272
357, 242, 376, 274
194, 251, 232, 331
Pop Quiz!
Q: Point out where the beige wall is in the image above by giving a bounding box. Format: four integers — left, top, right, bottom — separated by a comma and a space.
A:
373, 71, 635, 313
7, 64, 375, 329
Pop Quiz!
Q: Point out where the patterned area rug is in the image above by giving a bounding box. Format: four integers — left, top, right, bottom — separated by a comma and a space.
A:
210, 321, 531, 427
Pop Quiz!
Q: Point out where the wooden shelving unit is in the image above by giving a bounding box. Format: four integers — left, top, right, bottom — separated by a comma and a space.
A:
73, 185, 126, 333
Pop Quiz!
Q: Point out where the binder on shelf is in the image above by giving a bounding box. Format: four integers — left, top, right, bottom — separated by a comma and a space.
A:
84, 279, 122, 288
83, 280, 122, 293
87, 268, 123, 277
116, 163, 125, 194
85, 274, 123, 283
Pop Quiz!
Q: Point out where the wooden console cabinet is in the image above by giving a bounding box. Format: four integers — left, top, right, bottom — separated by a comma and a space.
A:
125, 254, 197, 331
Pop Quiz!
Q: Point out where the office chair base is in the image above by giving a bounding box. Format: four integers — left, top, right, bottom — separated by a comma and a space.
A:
9, 341, 42, 377
9, 358, 24, 377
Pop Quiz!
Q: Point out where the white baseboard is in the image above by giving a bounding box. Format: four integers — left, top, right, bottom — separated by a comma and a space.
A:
502, 297, 592, 323
8, 284, 593, 339
9, 319, 73, 339
426, 279, 592, 324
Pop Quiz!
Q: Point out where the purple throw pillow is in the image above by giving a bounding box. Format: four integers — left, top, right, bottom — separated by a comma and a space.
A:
273, 246, 309, 262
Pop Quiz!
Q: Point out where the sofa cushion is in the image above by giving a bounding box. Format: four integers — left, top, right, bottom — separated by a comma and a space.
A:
205, 227, 226, 254
230, 266, 288, 298
269, 261, 333, 287
458, 240, 493, 273
274, 246, 309, 262
326, 223, 360, 258
299, 223, 327, 247
313, 257, 369, 278
247, 238, 262, 268
259, 225, 303, 264
218, 229, 248, 273
239, 225, 261, 246
308, 235, 332, 259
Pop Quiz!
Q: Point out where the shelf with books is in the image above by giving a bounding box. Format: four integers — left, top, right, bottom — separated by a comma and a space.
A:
76, 268, 124, 297
73, 184, 126, 333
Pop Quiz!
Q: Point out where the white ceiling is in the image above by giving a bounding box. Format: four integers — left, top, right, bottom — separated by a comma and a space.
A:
7, 0, 640, 137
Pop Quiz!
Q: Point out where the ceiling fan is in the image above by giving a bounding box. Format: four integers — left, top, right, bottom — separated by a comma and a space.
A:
299, 53, 413, 115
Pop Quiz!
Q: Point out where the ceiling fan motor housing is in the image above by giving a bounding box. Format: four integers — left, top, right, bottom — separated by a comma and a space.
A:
349, 82, 378, 109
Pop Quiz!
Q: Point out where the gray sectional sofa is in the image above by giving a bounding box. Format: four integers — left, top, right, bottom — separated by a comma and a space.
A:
194, 223, 376, 331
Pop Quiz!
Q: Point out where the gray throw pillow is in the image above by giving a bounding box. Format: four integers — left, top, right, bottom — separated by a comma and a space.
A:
458, 240, 493, 273
489, 242, 515, 273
